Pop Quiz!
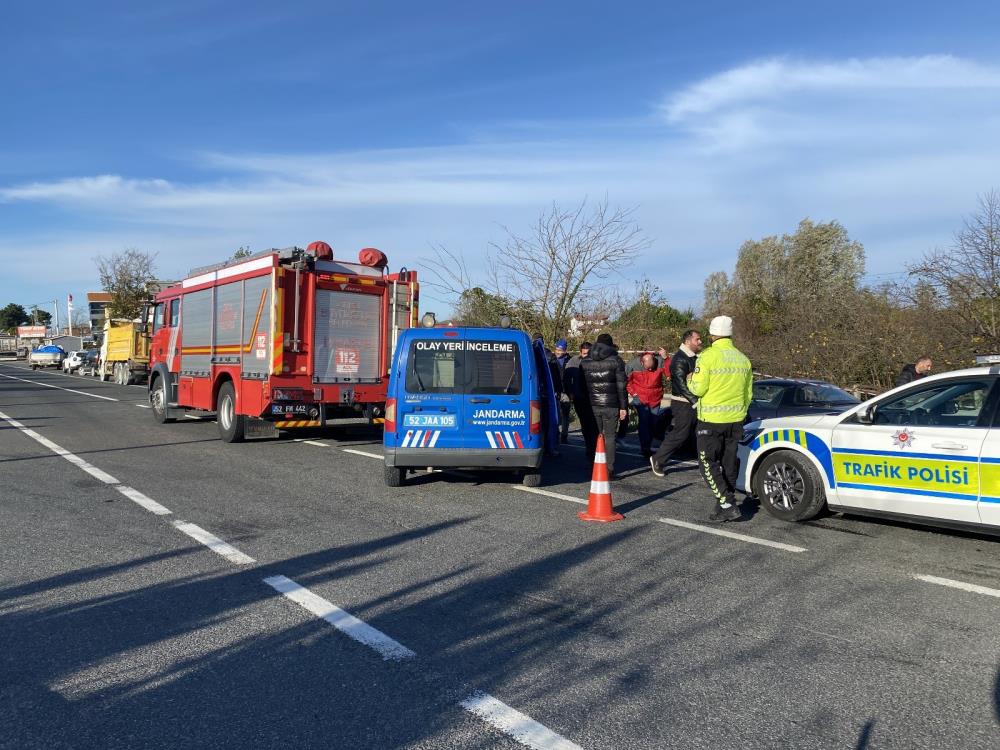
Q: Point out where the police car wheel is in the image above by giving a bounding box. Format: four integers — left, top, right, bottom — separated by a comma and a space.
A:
521, 470, 541, 487
384, 464, 405, 487
753, 450, 826, 522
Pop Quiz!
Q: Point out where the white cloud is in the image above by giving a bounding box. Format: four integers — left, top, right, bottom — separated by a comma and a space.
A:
664, 55, 1000, 122
3, 54, 1000, 311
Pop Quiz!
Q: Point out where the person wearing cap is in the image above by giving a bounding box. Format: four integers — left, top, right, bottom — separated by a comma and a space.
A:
564, 341, 597, 454
688, 316, 753, 523
553, 339, 572, 443
580, 332, 628, 476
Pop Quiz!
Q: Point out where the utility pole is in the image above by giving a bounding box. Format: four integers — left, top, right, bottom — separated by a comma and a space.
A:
53, 299, 60, 336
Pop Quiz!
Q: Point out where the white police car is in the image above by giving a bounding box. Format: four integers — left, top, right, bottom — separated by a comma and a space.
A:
738, 366, 1000, 534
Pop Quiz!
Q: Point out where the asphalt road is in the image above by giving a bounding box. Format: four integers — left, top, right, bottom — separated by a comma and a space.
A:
1, 361, 998, 749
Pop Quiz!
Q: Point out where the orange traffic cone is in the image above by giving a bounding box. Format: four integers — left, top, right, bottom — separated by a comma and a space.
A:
578, 434, 623, 522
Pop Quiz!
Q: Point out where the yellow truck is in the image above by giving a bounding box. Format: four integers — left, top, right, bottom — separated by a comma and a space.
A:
99, 319, 151, 385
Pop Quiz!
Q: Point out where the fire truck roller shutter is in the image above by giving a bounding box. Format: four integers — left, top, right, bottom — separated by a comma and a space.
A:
214, 281, 242, 364
313, 289, 381, 383
180, 288, 212, 377
241, 276, 272, 378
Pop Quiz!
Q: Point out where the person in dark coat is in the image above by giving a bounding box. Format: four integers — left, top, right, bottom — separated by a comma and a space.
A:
651, 329, 702, 476
553, 339, 572, 443
564, 341, 597, 454
580, 332, 627, 476
895, 356, 932, 387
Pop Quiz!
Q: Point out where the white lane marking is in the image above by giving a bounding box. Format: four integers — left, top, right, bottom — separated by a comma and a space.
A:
263, 575, 415, 661
0, 409, 120, 484
116, 485, 172, 515
914, 574, 1000, 599
658, 518, 808, 553
513, 486, 587, 506
302, 440, 329, 447
459, 692, 583, 750
342, 448, 383, 459
0, 371, 119, 401
135, 403, 151, 409
172, 521, 256, 565
0, 408, 176, 515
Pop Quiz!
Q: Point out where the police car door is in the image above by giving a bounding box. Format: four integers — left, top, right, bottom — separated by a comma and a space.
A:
398, 332, 464, 451
830, 376, 995, 524
974, 376, 1000, 529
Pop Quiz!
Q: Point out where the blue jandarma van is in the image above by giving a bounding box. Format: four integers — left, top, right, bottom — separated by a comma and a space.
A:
383, 326, 544, 486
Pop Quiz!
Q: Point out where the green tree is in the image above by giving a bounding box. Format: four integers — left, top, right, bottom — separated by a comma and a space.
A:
29, 306, 52, 327
95, 248, 158, 319
0, 303, 30, 333
233, 245, 253, 260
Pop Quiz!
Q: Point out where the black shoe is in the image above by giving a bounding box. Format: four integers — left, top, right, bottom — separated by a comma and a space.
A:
650, 456, 665, 477
707, 504, 741, 523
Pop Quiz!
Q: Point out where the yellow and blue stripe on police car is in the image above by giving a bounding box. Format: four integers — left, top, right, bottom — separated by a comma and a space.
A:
752, 427, 1000, 504
750, 429, 837, 487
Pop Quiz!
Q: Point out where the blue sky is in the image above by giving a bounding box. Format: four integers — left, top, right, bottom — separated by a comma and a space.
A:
3, 0, 1000, 323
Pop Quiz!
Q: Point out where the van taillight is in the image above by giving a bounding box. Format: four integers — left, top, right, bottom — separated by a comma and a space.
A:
385, 398, 397, 433
529, 400, 541, 435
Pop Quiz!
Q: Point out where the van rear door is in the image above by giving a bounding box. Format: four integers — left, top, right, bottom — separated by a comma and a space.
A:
397, 332, 465, 451
464, 336, 532, 451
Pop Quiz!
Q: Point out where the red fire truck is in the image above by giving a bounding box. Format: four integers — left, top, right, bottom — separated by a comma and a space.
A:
147, 241, 419, 442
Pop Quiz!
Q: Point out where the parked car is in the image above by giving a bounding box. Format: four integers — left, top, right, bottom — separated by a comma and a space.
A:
78, 349, 100, 376
748, 378, 859, 422
62, 350, 86, 373
28, 345, 66, 370
739, 366, 1000, 534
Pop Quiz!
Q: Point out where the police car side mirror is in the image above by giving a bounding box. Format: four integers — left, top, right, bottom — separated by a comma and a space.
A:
857, 405, 875, 425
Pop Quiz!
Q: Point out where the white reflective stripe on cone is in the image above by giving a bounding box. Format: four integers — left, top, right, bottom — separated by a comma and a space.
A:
594, 453, 607, 464
590, 481, 611, 495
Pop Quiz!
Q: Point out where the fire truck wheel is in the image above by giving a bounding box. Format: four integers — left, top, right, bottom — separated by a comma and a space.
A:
217, 382, 246, 443
150, 375, 174, 424
521, 469, 542, 487
384, 464, 405, 487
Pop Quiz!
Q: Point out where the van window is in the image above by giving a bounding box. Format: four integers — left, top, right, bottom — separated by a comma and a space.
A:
404, 339, 522, 395
466, 342, 521, 395
407, 342, 461, 393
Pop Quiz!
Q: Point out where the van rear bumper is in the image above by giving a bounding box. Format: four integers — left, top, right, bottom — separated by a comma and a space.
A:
385, 447, 542, 469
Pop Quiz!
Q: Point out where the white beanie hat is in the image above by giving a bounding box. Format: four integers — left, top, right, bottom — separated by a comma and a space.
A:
709, 315, 734, 337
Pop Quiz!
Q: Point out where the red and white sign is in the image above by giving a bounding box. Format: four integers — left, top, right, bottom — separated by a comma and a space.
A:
335, 348, 360, 374
255, 333, 267, 359
17, 325, 46, 338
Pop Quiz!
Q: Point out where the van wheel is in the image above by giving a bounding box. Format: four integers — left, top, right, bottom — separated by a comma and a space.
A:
384, 464, 405, 487
150, 375, 174, 424
217, 382, 245, 443
752, 450, 826, 522
521, 469, 542, 487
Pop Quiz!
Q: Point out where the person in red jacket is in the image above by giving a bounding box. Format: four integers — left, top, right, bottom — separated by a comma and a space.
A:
627, 352, 668, 458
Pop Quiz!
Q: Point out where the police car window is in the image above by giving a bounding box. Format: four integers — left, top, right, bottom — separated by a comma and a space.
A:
875, 379, 993, 427
465, 341, 521, 395
406, 341, 461, 393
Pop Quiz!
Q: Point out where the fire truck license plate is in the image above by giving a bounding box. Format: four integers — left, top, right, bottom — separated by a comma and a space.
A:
271, 404, 310, 416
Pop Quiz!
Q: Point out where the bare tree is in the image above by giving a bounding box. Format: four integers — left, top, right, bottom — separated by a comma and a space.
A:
491, 200, 648, 342
908, 190, 1000, 350
422, 199, 648, 341
95, 248, 158, 320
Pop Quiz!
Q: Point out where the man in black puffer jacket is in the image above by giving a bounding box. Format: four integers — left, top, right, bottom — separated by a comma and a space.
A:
580, 332, 627, 476
651, 329, 702, 477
